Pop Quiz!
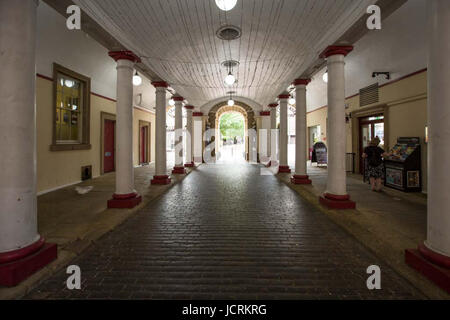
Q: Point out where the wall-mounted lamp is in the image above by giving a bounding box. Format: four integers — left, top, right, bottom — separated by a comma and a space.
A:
372, 72, 390, 80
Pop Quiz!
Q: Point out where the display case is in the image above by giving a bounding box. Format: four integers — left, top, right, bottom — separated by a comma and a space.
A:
384, 137, 422, 192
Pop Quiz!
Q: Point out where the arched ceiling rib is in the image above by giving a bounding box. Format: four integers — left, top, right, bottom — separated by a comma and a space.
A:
74, 0, 374, 108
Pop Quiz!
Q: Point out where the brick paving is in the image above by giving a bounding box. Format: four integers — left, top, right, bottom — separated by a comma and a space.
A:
27, 163, 424, 300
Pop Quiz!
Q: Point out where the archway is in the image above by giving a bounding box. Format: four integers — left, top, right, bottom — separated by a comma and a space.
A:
207, 101, 257, 162
217, 109, 246, 163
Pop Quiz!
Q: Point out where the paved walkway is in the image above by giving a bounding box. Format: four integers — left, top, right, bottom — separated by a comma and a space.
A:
27, 163, 422, 300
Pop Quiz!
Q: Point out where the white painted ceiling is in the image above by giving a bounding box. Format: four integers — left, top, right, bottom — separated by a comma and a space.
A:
74, 0, 374, 109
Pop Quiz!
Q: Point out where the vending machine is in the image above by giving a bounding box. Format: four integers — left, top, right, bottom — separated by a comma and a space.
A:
384, 137, 422, 192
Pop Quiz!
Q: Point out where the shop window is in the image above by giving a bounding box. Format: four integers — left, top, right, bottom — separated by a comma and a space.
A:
51, 64, 91, 151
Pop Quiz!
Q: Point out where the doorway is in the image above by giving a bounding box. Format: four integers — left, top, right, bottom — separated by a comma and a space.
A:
103, 119, 116, 173
139, 121, 151, 165
308, 125, 321, 160
359, 114, 384, 174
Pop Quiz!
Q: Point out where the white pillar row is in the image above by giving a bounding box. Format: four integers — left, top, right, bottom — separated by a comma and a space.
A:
151, 82, 172, 185
172, 95, 186, 174
184, 105, 195, 167
405, 0, 450, 290
0, 0, 57, 287
267, 103, 278, 167
278, 93, 291, 173
318, 46, 355, 210
107, 51, 142, 208
259, 111, 271, 163
291, 79, 312, 184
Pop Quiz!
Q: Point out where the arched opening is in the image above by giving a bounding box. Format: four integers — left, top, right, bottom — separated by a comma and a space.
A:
217, 111, 246, 163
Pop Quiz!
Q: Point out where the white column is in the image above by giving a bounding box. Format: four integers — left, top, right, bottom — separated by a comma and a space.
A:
0, 0, 40, 254
151, 82, 171, 185
259, 111, 271, 163
107, 51, 141, 208
172, 96, 185, 174
425, 0, 450, 259
319, 46, 355, 209
278, 93, 291, 173
268, 104, 278, 166
184, 106, 194, 167
291, 79, 312, 184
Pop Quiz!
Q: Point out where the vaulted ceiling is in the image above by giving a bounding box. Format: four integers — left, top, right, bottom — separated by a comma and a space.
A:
74, 0, 374, 108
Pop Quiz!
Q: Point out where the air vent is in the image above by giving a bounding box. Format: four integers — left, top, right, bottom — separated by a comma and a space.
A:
216, 25, 241, 40
359, 83, 379, 107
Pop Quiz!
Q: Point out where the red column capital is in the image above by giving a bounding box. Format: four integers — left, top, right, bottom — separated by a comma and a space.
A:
108, 50, 141, 63
293, 79, 311, 86
151, 81, 169, 88
319, 45, 354, 59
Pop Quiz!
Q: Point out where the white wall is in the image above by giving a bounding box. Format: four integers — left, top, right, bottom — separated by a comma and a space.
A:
307, 0, 427, 112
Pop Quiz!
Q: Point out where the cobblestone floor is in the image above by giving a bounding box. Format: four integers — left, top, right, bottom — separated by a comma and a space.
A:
27, 163, 424, 300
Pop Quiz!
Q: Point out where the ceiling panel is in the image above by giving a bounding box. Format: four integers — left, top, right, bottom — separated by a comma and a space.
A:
74, 0, 374, 108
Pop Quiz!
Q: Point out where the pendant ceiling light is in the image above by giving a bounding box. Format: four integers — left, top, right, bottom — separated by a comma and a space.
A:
289, 96, 296, 105
133, 71, 142, 86
215, 0, 237, 11
224, 72, 236, 86
323, 70, 328, 83
227, 91, 235, 106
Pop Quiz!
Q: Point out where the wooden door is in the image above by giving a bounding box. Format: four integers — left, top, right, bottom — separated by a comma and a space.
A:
104, 119, 115, 173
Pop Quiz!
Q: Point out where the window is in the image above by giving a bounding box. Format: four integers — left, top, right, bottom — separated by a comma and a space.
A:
51, 64, 91, 151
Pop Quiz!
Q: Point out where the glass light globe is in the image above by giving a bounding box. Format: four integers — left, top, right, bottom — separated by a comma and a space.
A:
64, 79, 74, 88
133, 73, 142, 86
224, 73, 236, 86
169, 99, 175, 106
215, 0, 237, 11
228, 99, 235, 107
289, 97, 296, 105
323, 72, 328, 83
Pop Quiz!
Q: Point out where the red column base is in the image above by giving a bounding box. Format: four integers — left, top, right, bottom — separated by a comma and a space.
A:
107, 192, 142, 209
319, 193, 356, 210
172, 166, 186, 174
278, 166, 291, 173
291, 175, 312, 185
265, 160, 279, 167
184, 162, 195, 168
0, 237, 57, 287
151, 175, 172, 185
405, 244, 450, 293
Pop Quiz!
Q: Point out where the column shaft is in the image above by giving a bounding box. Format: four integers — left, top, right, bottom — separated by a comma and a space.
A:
278, 94, 291, 173
185, 107, 194, 167
172, 97, 186, 174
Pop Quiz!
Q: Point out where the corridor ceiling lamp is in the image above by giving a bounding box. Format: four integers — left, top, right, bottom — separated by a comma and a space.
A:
323, 70, 328, 83
224, 72, 236, 86
64, 79, 74, 88
289, 96, 296, 105
133, 71, 142, 86
215, 0, 237, 11
169, 98, 175, 106
227, 91, 235, 107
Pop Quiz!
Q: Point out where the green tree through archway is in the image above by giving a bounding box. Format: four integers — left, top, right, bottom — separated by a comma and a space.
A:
219, 113, 244, 141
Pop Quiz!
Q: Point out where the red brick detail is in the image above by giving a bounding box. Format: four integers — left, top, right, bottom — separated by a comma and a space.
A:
405, 246, 450, 293
0, 241, 57, 287
172, 167, 186, 174
291, 175, 312, 185
319, 45, 354, 59
278, 166, 291, 173
319, 193, 356, 210
107, 192, 142, 209
151, 175, 172, 185
293, 79, 311, 86
151, 81, 169, 88
108, 51, 141, 63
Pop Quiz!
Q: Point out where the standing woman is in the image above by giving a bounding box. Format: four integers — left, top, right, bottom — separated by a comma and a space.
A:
362, 137, 390, 192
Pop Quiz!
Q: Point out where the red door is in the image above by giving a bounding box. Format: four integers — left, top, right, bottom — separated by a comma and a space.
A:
140, 126, 148, 164
104, 119, 115, 173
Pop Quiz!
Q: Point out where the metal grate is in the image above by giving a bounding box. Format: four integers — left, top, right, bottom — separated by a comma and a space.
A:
359, 83, 379, 107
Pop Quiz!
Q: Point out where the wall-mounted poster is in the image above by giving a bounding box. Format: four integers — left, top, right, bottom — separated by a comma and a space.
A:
407, 171, 420, 188
386, 167, 403, 188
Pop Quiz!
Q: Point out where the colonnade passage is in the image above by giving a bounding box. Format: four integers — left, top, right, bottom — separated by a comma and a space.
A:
0, 0, 449, 299
28, 164, 422, 299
